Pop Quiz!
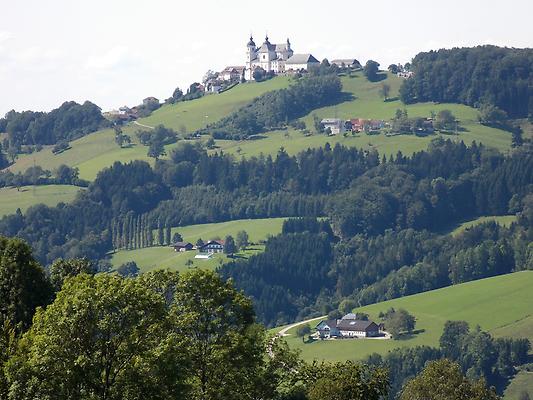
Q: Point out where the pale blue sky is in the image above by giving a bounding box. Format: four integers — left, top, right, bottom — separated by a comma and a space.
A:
1, 0, 532, 115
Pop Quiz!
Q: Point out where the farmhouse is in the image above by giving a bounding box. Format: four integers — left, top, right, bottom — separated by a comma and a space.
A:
173, 242, 193, 252
220, 66, 245, 81
316, 313, 381, 339
321, 118, 345, 135
199, 240, 225, 254
244, 35, 319, 80
330, 59, 361, 69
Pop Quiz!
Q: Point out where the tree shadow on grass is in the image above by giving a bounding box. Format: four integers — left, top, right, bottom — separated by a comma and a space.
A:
368, 73, 388, 83
394, 328, 426, 341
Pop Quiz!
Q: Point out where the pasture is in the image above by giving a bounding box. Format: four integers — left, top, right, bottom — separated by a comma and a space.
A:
0, 185, 81, 217
281, 271, 533, 362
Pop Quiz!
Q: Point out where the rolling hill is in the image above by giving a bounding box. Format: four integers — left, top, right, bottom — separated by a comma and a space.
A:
6, 77, 292, 181
280, 271, 533, 362
6, 72, 512, 183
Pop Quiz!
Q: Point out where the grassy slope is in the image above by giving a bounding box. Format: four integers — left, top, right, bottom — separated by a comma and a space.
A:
6, 73, 512, 182
282, 271, 533, 362
450, 215, 517, 236
110, 217, 286, 273
0, 185, 81, 217
215, 73, 511, 158
6, 78, 291, 181
504, 371, 533, 399
139, 77, 291, 132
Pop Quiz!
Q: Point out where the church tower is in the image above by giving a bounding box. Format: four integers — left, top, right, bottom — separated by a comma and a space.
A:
245, 35, 256, 80
246, 35, 256, 62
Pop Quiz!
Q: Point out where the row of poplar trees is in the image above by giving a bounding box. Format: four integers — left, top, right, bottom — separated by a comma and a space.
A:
111, 215, 173, 250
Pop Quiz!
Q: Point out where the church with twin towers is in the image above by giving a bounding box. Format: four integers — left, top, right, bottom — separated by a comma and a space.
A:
244, 34, 319, 80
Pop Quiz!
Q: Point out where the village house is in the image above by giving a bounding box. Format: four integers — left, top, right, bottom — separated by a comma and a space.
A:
321, 118, 345, 135
220, 66, 245, 81
173, 242, 194, 252
244, 35, 319, 80
330, 59, 361, 69
349, 118, 385, 133
198, 240, 225, 254
316, 313, 381, 339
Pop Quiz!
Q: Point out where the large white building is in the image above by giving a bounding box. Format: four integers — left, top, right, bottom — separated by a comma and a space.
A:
244, 35, 319, 80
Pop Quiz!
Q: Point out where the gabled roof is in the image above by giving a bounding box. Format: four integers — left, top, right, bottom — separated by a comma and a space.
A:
316, 319, 339, 329
331, 59, 361, 67
173, 242, 193, 247
342, 313, 357, 320
337, 320, 378, 332
201, 240, 225, 247
285, 54, 319, 64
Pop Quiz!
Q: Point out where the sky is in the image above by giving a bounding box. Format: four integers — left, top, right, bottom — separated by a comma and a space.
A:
1, 0, 532, 116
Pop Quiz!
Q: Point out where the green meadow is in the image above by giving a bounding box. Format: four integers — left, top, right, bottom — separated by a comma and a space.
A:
139, 77, 292, 132
450, 215, 517, 236
110, 217, 286, 273
0, 185, 81, 217
281, 271, 533, 362
504, 370, 533, 400
215, 73, 511, 158
6, 72, 512, 184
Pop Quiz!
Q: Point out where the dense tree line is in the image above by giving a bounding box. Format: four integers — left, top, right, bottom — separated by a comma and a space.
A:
223, 199, 532, 327
366, 321, 531, 399
0, 139, 530, 272
220, 231, 334, 326
0, 236, 521, 399
0, 236, 397, 400
0, 164, 88, 188
0, 101, 109, 150
399, 46, 533, 118
203, 74, 343, 139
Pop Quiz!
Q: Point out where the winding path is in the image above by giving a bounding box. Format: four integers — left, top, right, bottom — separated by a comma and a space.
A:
133, 121, 155, 129
277, 315, 327, 337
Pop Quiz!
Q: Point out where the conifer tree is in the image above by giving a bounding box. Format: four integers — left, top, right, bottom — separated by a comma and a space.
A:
122, 217, 129, 250
135, 215, 142, 249
157, 219, 164, 246
165, 223, 171, 246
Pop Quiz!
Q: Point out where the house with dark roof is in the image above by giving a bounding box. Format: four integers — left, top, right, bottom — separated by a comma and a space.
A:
316, 313, 381, 339
198, 240, 225, 254
173, 242, 193, 252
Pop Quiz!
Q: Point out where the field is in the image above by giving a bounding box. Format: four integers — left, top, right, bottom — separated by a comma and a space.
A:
6, 77, 292, 181
110, 217, 286, 273
139, 77, 291, 132
215, 73, 511, 158
504, 371, 533, 399
0, 185, 81, 217
450, 215, 517, 236
281, 271, 533, 362
6, 73, 512, 182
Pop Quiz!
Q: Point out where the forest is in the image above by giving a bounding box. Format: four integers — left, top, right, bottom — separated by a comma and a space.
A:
0, 100, 108, 154
399, 46, 533, 118
0, 236, 513, 400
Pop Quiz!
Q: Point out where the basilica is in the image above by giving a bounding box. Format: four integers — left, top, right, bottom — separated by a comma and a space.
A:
244, 35, 319, 80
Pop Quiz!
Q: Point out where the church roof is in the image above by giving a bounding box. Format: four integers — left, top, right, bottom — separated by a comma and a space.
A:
247, 36, 256, 47
258, 41, 275, 52
285, 53, 320, 64
275, 43, 290, 51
